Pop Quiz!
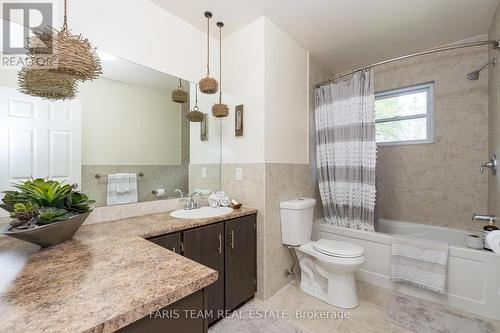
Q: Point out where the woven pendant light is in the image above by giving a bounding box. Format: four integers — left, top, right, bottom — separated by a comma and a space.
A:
172, 78, 189, 103
24, 0, 101, 82
186, 84, 204, 122
199, 12, 219, 94
212, 22, 229, 118
18, 67, 77, 100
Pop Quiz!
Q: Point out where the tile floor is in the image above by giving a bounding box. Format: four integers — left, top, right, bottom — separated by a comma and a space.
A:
210, 280, 500, 333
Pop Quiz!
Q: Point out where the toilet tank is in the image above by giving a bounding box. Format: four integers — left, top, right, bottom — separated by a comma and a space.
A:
280, 198, 316, 246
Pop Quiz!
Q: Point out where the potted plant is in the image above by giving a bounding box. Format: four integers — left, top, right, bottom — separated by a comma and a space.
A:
1, 178, 95, 247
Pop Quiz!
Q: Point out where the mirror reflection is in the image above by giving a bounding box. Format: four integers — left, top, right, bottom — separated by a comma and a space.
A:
0, 52, 221, 209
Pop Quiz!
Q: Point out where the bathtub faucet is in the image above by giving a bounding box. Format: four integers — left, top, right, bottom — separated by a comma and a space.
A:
472, 214, 496, 223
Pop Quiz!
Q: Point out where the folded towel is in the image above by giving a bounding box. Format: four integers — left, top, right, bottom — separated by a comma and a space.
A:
107, 173, 138, 206
215, 191, 226, 199
220, 196, 230, 207
486, 230, 500, 254
391, 235, 449, 294
114, 173, 131, 194
208, 194, 220, 208
194, 189, 211, 195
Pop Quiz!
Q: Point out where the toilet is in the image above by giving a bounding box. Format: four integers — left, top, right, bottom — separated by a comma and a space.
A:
280, 198, 365, 308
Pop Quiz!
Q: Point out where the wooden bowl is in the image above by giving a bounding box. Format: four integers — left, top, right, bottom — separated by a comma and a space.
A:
231, 203, 242, 209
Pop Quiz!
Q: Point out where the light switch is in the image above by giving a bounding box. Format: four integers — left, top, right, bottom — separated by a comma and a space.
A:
235, 167, 242, 181
202, 167, 207, 179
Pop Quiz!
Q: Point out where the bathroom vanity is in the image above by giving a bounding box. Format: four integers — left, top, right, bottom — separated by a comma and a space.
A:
146, 214, 257, 326
0, 208, 257, 333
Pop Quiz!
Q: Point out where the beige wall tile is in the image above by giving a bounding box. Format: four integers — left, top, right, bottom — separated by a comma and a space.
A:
489, 6, 500, 217
375, 46, 489, 230
82, 164, 189, 206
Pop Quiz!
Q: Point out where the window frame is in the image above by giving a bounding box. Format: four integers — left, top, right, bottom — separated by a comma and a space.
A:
374, 82, 434, 146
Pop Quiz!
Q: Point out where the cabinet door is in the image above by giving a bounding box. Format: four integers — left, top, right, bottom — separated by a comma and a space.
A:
225, 214, 256, 311
149, 233, 181, 254
183, 223, 224, 324
117, 289, 208, 333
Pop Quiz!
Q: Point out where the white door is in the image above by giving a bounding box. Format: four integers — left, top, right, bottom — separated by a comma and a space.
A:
0, 87, 81, 216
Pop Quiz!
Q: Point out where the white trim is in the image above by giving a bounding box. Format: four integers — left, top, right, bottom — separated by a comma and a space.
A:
375, 82, 434, 146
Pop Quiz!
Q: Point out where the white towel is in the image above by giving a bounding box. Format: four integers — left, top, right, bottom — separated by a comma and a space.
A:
107, 173, 138, 206
220, 196, 230, 207
114, 173, 131, 194
194, 189, 211, 195
391, 235, 449, 294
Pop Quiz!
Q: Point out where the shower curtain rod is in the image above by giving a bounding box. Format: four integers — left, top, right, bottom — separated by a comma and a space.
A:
316, 40, 500, 88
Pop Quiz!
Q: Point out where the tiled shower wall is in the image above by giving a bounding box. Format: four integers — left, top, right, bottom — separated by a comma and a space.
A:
374, 45, 489, 230
488, 4, 500, 217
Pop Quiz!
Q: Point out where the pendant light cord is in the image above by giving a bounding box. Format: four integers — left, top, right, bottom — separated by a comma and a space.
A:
218, 23, 222, 103
206, 16, 210, 76
195, 84, 198, 107
63, 0, 68, 30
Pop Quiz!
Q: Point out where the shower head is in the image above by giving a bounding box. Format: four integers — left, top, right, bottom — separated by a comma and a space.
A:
467, 58, 496, 80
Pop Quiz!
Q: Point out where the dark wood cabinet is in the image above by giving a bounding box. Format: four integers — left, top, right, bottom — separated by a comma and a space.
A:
225, 215, 257, 311
117, 289, 207, 333
149, 232, 181, 254
183, 223, 225, 325
146, 213, 257, 328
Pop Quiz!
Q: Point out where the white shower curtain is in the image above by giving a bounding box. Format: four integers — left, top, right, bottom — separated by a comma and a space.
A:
314, 70, 376, 231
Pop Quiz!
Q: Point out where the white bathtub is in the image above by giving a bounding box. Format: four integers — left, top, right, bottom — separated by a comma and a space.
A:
312, 218, 500, 320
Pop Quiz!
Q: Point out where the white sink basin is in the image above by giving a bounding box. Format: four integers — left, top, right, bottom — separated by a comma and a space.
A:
170, 206, 233, 219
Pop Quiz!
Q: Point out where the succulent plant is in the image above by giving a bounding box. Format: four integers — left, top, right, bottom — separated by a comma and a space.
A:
9, 202, 39, 224
12, 178, 75, 208
2, 178, 93, 229
65, 192, 95, 214
37, 207, 70, 225
1, 190, 30, 212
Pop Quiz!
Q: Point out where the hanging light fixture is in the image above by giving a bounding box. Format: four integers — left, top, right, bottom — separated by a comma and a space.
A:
172, 78, 189, 103
186, 84, 205, 122
18, 0, 101, 100
199, 11, 218, 94
18, 68, 77, 100
212, 21, 229, 118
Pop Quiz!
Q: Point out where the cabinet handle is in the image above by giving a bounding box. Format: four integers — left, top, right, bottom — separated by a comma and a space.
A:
172, 247, 176, 253
217, 234, 222, 254
230, 230, 235, 250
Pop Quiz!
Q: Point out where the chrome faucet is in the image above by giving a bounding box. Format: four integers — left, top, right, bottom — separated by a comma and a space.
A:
185, 192, 202, 210
480, 154, 497, 175
472, 213, 496, 222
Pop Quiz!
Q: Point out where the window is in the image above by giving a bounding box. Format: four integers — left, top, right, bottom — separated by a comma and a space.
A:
375, 82, 434, 145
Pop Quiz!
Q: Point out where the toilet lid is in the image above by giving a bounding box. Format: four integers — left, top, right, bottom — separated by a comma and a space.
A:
313, 239, 364, 258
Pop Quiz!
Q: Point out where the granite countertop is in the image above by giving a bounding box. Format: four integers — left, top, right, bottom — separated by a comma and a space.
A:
0, 207, 258, 333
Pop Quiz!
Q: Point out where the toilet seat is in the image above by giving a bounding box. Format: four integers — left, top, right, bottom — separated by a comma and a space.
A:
313, 239, 364, 258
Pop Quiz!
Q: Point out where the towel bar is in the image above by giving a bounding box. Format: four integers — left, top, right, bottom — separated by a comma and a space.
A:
95, 172, 144, 179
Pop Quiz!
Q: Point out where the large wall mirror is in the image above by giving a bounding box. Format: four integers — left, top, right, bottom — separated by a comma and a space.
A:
0, 52, 221, 211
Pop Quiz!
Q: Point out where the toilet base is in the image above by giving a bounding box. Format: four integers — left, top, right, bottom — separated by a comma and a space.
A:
297, 252, 360, 309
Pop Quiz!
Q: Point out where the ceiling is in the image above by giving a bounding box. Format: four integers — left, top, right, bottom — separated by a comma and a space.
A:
150, 0, 499, 74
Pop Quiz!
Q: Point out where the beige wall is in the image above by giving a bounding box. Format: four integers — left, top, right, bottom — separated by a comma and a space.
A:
488, 5, 500, 217
80, 78, 182, 165
264, 19, 309, 164
374, 46, 489, 230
